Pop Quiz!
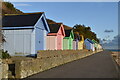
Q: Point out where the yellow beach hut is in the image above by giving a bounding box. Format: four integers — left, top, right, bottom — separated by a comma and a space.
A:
78, 35, 84, 50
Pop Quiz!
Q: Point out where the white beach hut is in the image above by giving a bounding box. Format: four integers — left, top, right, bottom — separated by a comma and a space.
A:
2, 12, 50, 56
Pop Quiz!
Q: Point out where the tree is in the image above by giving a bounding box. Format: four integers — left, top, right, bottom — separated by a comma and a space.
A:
73, 24, 99, 43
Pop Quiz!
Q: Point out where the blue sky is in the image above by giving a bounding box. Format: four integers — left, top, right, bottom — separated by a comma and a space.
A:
6, 0, 120, 2
12, 2, 118, 41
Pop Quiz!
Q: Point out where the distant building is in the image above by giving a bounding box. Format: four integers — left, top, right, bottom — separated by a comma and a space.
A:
84, 38, 95, 51
63, 29, 74, 50
46, 23, 65, 50
2, 12, 50, 56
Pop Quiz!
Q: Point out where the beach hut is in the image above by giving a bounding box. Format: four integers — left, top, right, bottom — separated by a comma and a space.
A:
73, 32, 80, 50
84, 38, 95, 51
2, 12, 50, 56
97, 44, 103, 50
78, 35, 84, 50
63, 29, 74, 50
92, 39, 98, 50
46, 23, 65, 50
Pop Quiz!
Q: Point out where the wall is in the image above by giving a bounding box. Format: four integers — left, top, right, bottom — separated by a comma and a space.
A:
73, 41, 76, 50
78, 35, 84, 50
69, 38, 73, 49
1, 50, 103, 79
0, 60, 8, 79
35, 17, 47, 51
57, 35, 63, 50
78, 41, 84, 50
3, 29, 33, 56
63, 39, 69, 50
46, 36, 57, 50
14, 50, 97, 79
57, 27, 64, 50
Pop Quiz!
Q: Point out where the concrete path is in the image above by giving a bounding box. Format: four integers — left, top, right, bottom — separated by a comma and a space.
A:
23, 51, 120, 78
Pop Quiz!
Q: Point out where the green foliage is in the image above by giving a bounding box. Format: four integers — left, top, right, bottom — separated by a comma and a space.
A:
73, 24, 99, 43
1, 50, 11, 59
2, 2, 23, 14
4, 2, 14, 10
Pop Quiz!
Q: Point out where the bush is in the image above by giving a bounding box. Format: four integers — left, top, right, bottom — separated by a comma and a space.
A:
1, 50, 11, 59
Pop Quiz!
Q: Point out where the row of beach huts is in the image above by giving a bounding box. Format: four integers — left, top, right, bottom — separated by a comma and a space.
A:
1, 12, 102, 56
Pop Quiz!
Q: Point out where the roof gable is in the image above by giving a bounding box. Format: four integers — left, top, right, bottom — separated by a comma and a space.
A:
34, 15, 50, 32
57, 24, 65, 36
2, 12, 43, 27
85, 38, 94, 44
47, 23, 65, 36
48, 23, 61, 33
65, 29, 74, 39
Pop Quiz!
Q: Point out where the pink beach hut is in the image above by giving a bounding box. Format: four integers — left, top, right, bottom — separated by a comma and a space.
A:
46, 23, 65, 50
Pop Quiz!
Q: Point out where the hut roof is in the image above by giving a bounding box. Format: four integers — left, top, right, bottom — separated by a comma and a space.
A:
2, 12, 43, 27
48, 23, 62, 33
86, 38, 94, 44
65, 29, 72, 37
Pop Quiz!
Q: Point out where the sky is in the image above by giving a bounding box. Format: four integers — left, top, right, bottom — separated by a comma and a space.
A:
11, 2, 118, 41
4, 0, 120, 2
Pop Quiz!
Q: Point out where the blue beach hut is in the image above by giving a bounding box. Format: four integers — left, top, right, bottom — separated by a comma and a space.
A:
84, 38, 95, 51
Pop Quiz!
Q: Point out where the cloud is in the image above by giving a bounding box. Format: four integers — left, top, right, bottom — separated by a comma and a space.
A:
14, 4, 32, 6
101, 35, 120, 49
104, 29, 114, 33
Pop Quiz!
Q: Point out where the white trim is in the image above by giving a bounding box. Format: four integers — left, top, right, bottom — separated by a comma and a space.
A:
31, 29, 35, 54
34, 13, 50, 32
34, 14, 44, 29
2, 26, 34, 29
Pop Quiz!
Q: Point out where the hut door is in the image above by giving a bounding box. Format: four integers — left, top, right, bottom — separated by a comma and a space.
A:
57, 36, 62, 50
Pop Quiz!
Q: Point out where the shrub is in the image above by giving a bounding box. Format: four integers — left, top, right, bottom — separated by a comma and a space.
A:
1, 50, 11, 59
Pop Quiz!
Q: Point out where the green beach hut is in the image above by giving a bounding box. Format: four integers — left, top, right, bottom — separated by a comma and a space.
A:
92, 39, 98, 50
63, 29, 74, 50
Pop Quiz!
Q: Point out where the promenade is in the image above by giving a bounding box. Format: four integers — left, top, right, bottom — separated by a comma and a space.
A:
23, 50, 119, 79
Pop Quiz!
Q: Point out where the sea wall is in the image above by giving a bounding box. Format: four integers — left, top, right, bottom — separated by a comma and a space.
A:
0, 60, 8, 80
15, 50, 96, 79
1, 50, 103, 79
